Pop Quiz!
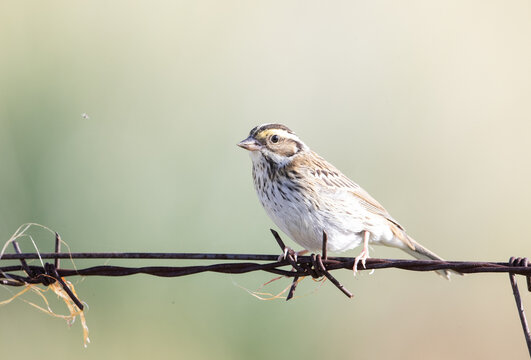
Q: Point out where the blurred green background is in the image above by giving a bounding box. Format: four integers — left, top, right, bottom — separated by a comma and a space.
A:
1, 0, 531, 358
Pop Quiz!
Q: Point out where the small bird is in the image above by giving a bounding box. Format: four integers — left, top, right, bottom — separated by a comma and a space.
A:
238, 123, 451, 278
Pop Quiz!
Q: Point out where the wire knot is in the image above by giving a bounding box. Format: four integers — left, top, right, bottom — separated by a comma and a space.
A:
509, 257, 531, 292
40, 263, 58, 286
269, 229, 353, 300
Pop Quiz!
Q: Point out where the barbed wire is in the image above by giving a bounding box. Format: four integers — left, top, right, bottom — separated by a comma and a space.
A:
0, 229, 530, 356
2, 253, 531, 281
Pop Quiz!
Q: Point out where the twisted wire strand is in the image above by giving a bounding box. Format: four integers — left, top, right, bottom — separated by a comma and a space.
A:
1, 252, 531, 280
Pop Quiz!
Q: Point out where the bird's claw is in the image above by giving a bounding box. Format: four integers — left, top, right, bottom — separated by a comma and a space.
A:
277, 248, 288, 262
353, 249, 369, 276
277, 248, 308, 263
277, 247, 297, 262
353, 231, 371, 277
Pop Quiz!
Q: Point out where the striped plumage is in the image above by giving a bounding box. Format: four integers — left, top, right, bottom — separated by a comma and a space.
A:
238, 123, 451, 278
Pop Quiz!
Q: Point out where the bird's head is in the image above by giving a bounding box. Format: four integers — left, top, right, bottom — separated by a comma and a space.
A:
237, 124, 308, 166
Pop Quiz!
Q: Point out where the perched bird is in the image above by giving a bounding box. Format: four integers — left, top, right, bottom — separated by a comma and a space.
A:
238, 123, 451, 278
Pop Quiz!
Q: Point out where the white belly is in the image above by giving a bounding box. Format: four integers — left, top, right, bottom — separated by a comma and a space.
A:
251, 155, 396, 253
254, 177, 374, 252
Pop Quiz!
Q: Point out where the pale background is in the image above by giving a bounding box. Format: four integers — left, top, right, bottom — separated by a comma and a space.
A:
1, 1, 531, 359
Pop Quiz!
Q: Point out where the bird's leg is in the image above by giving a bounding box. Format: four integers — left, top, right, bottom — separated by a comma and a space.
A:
353, 231, 370, 276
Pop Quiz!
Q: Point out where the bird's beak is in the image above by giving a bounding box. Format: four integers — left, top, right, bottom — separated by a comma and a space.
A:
237, 137, 262, 151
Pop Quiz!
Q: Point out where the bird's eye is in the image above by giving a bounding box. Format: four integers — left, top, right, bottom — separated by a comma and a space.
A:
270, 135, 279, 143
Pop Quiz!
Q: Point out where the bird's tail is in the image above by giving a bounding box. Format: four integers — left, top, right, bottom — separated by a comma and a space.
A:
402, 236, 460, 280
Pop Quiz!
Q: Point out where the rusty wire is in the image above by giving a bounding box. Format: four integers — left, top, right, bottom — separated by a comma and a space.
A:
1, 229, 530, 357
2, 251, 531, 277
509, 257, 531, 358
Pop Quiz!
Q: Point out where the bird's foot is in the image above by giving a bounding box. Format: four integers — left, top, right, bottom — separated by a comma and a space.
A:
277, 248, 308, 262
353, 249, 369, 276
353, 231, 371, 276
277, 247, 290, 262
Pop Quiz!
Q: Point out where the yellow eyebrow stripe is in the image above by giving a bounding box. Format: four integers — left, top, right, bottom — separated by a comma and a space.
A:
255, 129, 290, 141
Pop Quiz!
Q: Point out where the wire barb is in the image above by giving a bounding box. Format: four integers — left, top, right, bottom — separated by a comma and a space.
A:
5, 235, 84, 311
11, 240, 33, 278
509, 257, 531, 358
310, 232, 353, 298
272, 229, 353, 300
315, 253, 353, 298
270, 229, 304, 300
47, 262, 84, 311
54, 232, 61, 269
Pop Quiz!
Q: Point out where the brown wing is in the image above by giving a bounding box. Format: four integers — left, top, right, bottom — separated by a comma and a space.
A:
304, 151, 407, 230
285, 151, 417, 250
348, 186, 403, 229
